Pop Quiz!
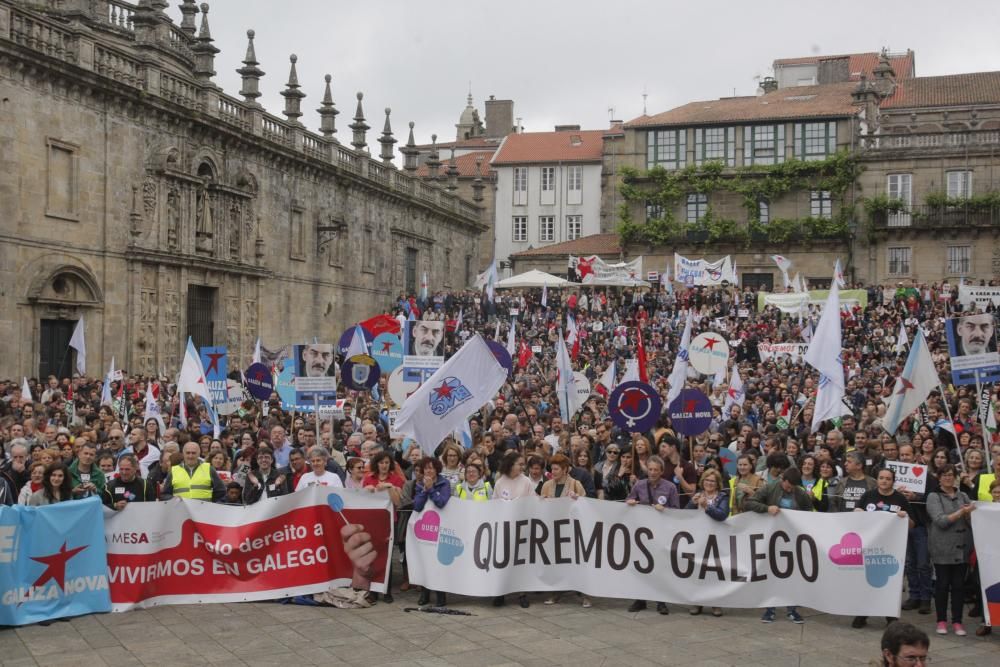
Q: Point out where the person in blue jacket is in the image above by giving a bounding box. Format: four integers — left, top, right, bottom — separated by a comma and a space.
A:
685, 468, 730, 616
413, 455, 451, 607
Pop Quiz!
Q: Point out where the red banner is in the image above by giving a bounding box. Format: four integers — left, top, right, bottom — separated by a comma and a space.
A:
104, 487, 393, 610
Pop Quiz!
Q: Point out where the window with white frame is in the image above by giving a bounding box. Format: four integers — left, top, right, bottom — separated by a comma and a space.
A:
744, 124, 785, 165
686, 193, 707, 223
512, 216, 527, 242
539, 216, 555, 242
566, 215, 582, 240
695, 127, 735, 166
947, 246, 971, 275
888, 247, 911, 276
758, 199, 769, 224
810, 190, 832, 219
794, 122, 837, 160
541, 167, 555, 192
887, 174, 912, 227
513, 167, 527, 206
946, 170, 973, 199
646, 129, 686, 169
567, 166, 582, 191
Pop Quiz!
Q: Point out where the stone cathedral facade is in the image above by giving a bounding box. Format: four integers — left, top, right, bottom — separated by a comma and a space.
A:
0, 0, 486, 380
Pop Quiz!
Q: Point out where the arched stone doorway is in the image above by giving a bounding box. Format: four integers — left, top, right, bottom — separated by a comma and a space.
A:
26, 263, 103, 379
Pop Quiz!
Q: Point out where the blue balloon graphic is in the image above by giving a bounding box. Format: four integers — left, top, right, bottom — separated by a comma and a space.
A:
327, 493, 344, 513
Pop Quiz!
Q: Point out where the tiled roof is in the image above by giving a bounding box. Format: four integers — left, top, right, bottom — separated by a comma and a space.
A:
510, 233, 621, 258
774, 51, 915, 80
414, 150, 496, 178
881, 71, 1000, 108
491, 130, 606, 165
625, 82, 858, 128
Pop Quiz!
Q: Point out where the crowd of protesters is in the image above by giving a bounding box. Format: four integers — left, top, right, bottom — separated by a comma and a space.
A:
1, 275, 999, 638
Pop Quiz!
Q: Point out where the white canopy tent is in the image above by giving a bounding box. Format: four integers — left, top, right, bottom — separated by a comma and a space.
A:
495, 269, 577, 289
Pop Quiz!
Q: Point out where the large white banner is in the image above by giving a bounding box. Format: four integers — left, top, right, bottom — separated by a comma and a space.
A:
406, 496, 907, 616
104, 487, 393, 611
674, 253, 734, 287
570, 255, 646, 286
958, 284, 1000, 309
972, 502, 1000, 626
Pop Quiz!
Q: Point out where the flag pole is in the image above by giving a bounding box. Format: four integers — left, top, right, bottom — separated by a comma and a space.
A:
937, 383, 963, 472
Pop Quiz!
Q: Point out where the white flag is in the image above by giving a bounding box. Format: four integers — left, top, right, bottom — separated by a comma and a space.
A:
801, 320, 813, 343
394, 334, 507, 455
896, 322, 909, 354
791, 273, 804, 293
252, 337, 262, 364
541, 285, 548, 308
420, 272, 429, 301
730, 260, 739, 286
621, 358, 640, 385
506, 318, 516, 356
100, 356, 115, 406
177, 338, 214, 407
494, 320, 501, 341
667, 311, 693, 404
723, 365, 744, 414
771, 255, 792, 289
834, 258, 846, 289
345, 325, 369, 359
21, 377, 32, 403
555, 332, 581, 422
455, 308, 463, 331
145, 382, 166, 434
804, 275, 844, 431
883, 330, 940, 435
69, 317, 86, 376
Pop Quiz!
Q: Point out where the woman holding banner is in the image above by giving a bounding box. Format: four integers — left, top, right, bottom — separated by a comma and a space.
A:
729, 454, 763, 515
542, 454, 590, 608
490, 451, 534, 609
686, 468, 729, 618
927, 464, 975, 636
27, 463, 73, 506
413, 456, 452, 607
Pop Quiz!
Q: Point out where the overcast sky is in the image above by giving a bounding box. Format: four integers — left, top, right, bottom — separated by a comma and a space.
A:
202, 0, 1000, 144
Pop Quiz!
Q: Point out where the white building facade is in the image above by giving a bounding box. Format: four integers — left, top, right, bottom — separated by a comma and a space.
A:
491, 129, 604, 274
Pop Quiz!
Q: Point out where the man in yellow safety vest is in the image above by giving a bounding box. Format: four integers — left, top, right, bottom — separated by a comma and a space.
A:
159, 442, 225, 502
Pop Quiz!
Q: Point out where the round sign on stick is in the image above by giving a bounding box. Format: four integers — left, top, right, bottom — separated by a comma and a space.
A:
244, 362, 274, 401
573, 371, 592, 406
371, 333, 404, 375
668, 388, 713, 437
486, 339, 513, 375
688, 332, 731, 376
608, 381, 662, 433
342, 354, 381, 391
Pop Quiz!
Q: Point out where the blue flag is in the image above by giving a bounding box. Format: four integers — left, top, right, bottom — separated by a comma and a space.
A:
0, 497, 111, 626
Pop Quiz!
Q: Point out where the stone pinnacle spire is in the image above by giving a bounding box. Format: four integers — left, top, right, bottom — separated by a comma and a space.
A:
401, 121, 419, 172
191, 3, 219, 82
379, 108, 397, 165
317, 74, 340, 139
280, 54, 306, 125
237, 29, 265, 106
349, 92, 369, 152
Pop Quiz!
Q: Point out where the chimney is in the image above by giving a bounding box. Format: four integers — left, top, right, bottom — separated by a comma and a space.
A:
485, 97, 514, 138
817, 56, 851, 85
554, 124, 581, 132
760, 77, 778, 94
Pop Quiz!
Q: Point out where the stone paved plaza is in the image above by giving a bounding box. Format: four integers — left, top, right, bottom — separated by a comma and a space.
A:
1, 591, 996, 667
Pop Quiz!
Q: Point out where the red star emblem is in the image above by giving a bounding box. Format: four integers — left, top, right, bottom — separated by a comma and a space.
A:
577, 258, 593, 279
433, 381, 454, 401
685, 399, 697, 413
204, 352, 225, 375
620, 388, 647, 412
30, 542, 88, 589
381, 341, 392, 353
727, 387, 738, 399
896, 378, 915, 395
703, 336, 721, 351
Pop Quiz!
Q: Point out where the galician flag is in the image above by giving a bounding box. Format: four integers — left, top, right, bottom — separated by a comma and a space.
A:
420, 272, 428, 301
345, 325, 369, 359
145, 382, 166, 434
896, 321, 909, 354
555, 330, 582, 423
506, 318, 516, 356
771, 255, 792, 289
804, 272, 844, 432
667, 311, 693, 404
883, 330, 940, 435
394, 334, 507, 455
177, 337, 214, 407
723, 364, 744, 414
69, 316, 86, 376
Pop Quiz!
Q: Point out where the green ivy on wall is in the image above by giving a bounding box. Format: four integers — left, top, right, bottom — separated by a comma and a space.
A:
617, 152, 862, 247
